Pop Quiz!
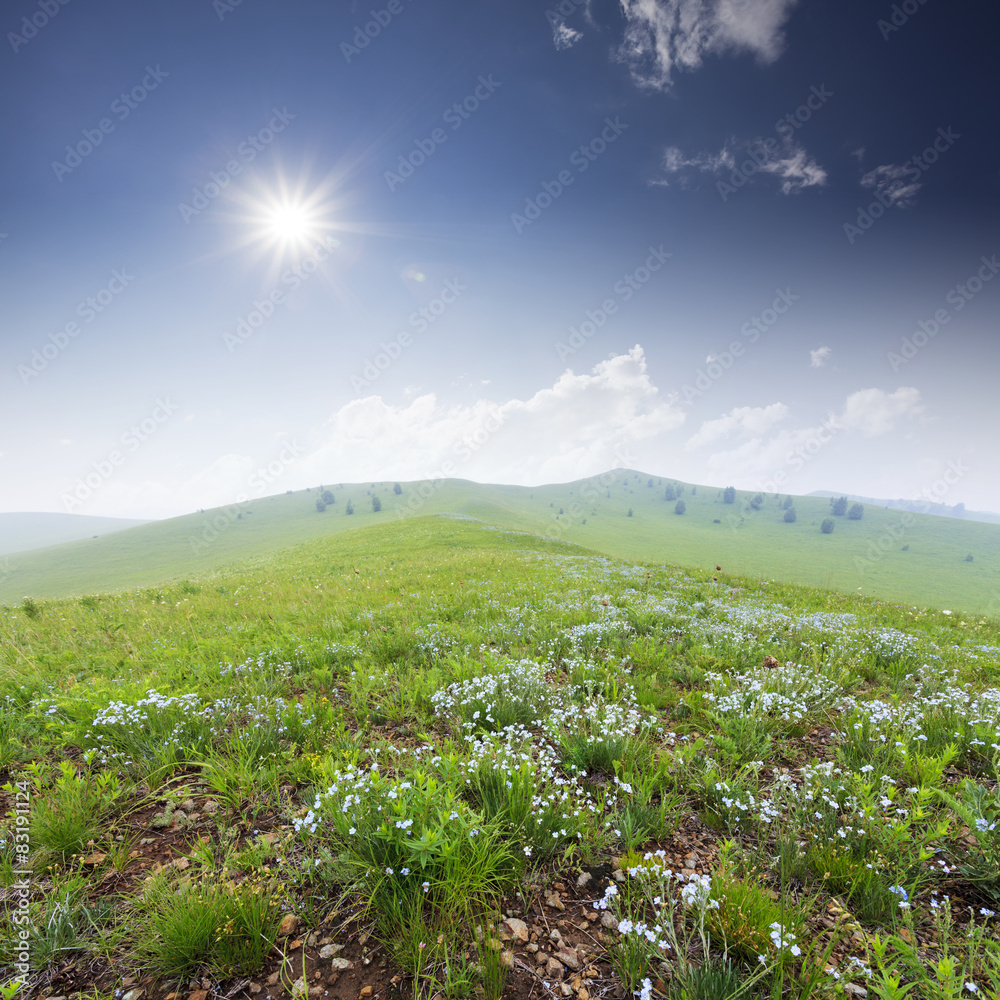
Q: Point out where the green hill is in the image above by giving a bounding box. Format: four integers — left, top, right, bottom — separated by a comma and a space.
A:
1, 471, 998, 615
0, 512, 151, 555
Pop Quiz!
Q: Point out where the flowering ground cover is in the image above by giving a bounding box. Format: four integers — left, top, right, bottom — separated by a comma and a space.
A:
1, 515, 999, 1000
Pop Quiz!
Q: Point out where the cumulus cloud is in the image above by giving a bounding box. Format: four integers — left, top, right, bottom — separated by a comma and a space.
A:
698, 387, 923, 485
656, 138, 826, 194
617, 0, 799, 92
837, 386, 923, 437
685, 403, 789, 450
861, 164, 921, 208
299, 345, 686, 486
810, 346, 832, 368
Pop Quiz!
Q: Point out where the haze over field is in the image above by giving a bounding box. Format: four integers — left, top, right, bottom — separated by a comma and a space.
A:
1, 0, 998, 525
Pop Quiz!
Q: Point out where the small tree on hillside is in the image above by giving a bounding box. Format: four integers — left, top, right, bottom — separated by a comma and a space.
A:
821, 517, 835, 534
372, 496, 382, 512
848, 502, 864, 520
723, 486, 736, 504
783, 507, 797, 523
627, 508, 633, 517
664, 485, 676, 502
749, 493, 764, 511
674, 499, 686, 515
345, 501, 354, 515
321, 489, 335, 505
832, 496, 848, 516
393, 482, 402, 494
315, 498, 327, 513
783, 495, 794, 510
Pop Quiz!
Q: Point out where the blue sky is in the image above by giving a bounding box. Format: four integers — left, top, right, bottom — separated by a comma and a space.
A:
1, 0, 997, 518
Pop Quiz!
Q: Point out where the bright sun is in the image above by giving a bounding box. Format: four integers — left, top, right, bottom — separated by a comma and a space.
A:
267, 203, 312, 242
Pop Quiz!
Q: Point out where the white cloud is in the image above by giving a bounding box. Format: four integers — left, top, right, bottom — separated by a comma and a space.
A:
809, 346, 832, 368
685, 403, 788, 450
617, 0, 799, 92
837, 386, 923, 437
861, 164, 921, 208
657, 139, 825, 194
300, 345, 686, 486
552, 21, 584, 49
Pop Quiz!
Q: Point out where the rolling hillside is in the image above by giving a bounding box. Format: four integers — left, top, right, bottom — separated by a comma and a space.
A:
1, 471, 998, 615
0, 512, 151, 555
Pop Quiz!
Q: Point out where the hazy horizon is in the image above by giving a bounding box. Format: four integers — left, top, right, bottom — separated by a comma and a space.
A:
3, 0, 997, 520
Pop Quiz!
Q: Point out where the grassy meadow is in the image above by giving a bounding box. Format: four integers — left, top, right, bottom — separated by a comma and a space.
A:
2, 470, 998, 615
2, 514, 1000, 999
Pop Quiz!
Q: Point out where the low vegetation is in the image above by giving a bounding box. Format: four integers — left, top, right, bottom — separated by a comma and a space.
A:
1, 515, 999, 999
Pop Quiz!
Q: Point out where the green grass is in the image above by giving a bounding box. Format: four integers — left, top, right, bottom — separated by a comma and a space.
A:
2, 514, 1000, 997
2, 470, 999, 614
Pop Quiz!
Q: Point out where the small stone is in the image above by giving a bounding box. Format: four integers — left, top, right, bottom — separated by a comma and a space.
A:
844, 986, 867, 998
576, 871, 592, 888
186, 993, 206, 1000
181, 799, 196, 811
549, 928, 563, 943
360, 988, 373, 998
319, 943, 343, 958
546, 956, 565, 977
306, 932, 319, 946
291, 977, 307, 998
527, 942, 539, 953
267, 973, 280, 986
502, 916, 530, 942
202, 800, 220, 814
545, 890, 565, 911
555, 948, 581, 971
535, 951, 548, 965
123, 991, 144, 1000
585, 912, 598, 923
577, 990, 590, 1000
560, 985, 574, 997
501, 949, 514, 969
330, 957, 352, 971
278, 914, 300, 937
249, 986, 262, 995
600, 912, 617, 929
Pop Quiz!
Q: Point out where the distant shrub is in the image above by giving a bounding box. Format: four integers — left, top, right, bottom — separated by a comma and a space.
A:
21, 597, 40, 619
965, 553, 974, 562
393, 482, 402, 494
848, 503, 864, 520
321, 490, 335, 505
664, 486, 676, 501
723, 486, 736, 504
832, 496, 848, 516
627, 508, 634, 517
315, 499, 326, 513
674, 500, 686, 515
783, 508, 797, 523
345, 501, 354, 515
820, 518, 835, 534
372, 496, 382, 512
782, 495, 794, 510
749, 494, 764, 511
